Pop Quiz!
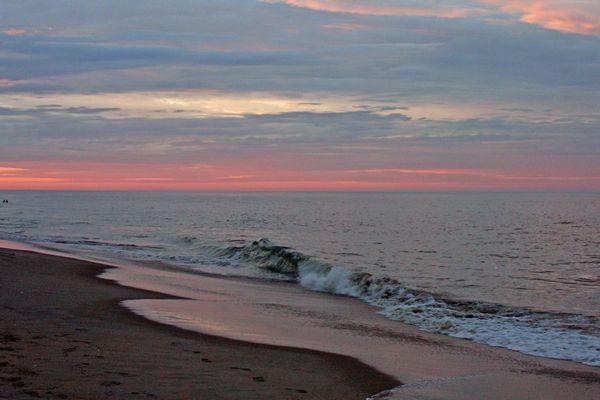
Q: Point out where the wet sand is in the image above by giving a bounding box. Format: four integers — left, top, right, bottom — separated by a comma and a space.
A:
105, 261, 600, 400
0, 247, 397, 399
2, 244, 599, 400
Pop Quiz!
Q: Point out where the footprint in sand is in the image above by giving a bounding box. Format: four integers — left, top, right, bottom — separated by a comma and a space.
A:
230, 366, 252, 371
131, 391, 156, 398
1, 334, 21, 343
17, 367, 38, 376
286, 387, 308, 394
100, 380, 122, 387
63, 346, 78, 355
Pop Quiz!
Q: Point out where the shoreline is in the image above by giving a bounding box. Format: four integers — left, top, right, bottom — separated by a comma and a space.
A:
5, 235, 598, 368
1, 243, 599, 400
0, 246, 398, 399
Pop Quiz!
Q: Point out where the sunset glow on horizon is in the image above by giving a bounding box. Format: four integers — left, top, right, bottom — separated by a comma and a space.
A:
1, 1, 598, 192
1, 161, 598, 191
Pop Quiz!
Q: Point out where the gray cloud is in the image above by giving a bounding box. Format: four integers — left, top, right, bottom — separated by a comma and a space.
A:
0, 0, 598, 180
246, 110, 411, 123
0, 35, 310, 81
0, 1, 597, 97
0, 105, 121, 116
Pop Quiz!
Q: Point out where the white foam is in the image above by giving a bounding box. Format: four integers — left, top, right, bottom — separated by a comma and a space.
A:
299, 262, 359, 295
295, 259, 600, 366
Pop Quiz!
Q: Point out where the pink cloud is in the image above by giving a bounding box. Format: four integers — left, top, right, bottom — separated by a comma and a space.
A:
266, 1, 599, 36
0, 79, 22, 87
481, 0, 599, 35
0, 167, 28, 175
264, 0, 481, 18
0, 28, 27, 36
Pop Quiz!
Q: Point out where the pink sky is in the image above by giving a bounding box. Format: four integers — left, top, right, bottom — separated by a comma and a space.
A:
1, 162, 597, 191
1, 1, 598, 192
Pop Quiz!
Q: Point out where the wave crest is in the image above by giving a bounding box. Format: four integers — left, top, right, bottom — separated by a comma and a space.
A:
213, 238, 600, 366
213, 238, 306, 275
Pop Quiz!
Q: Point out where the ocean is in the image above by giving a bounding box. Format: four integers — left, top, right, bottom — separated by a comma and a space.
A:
0, 191, 598, 366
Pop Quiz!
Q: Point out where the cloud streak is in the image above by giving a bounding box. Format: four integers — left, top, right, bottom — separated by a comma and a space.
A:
0, 167, 28, 175
322, 22, 368, 30
0, 28, 27, 36
0, 35, 309, 81
483, 0, 600, 36
266, 0, 600, 35
264, 0, 482, 18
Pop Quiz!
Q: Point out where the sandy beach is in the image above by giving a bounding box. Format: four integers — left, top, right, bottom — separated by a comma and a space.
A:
1, 244, 599, 400
0, 247, 397, 399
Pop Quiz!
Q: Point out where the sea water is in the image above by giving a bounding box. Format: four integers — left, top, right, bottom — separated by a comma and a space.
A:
0, 191, 598, 365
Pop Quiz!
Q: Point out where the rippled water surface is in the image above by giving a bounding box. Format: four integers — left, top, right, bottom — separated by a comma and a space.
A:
1, 191, 598, 364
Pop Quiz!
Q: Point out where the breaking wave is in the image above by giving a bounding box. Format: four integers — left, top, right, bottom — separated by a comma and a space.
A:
211, 238, 600, 366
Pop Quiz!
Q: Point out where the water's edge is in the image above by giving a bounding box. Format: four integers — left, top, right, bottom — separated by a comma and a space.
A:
198, 238, 600, 366
0, 240, 403, 400
1, 238, 599, 367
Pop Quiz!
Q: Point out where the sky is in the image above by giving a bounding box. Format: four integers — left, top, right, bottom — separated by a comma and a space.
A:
0, 0, 598, 191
